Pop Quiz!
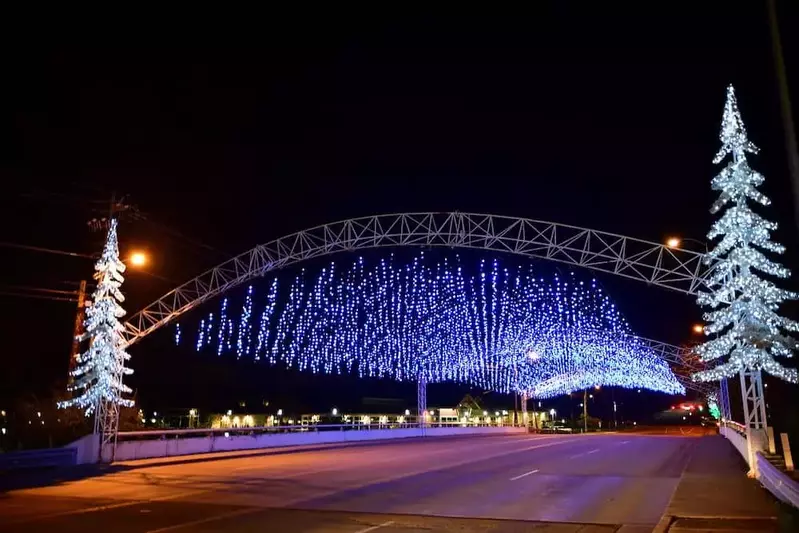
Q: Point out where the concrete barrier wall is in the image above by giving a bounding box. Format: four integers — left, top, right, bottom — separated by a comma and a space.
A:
67, 433, 100, 465
110, 426, 526, 462
720, 426, 749, 463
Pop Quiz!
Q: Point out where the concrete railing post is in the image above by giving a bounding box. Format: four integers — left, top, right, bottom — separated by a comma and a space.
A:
766, 427, 776, 454
781, 433, 794, 471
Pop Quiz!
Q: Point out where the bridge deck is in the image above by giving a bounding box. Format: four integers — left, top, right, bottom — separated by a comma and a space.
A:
0, 432, 787, 532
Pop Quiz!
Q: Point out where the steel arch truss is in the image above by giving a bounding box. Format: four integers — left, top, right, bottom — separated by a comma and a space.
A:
121, 212, 713, 394
636, 338, 716, 396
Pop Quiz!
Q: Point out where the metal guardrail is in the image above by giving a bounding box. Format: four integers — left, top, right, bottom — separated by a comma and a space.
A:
0, 447, 77, 471
117, 422, 519, 441
757, 452, 799, 508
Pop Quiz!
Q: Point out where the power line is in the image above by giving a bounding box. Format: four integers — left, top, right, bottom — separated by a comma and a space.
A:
139, 216, 232, 259
0, 290, 77, 303
0, 242, 94, 259
0, 284, 80, 297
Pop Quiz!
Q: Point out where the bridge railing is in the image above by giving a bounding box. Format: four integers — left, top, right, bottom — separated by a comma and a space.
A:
105, 422, 526, 462
719, 421, 749, 463
720, 419, 746, 435
116, 421, 520, 442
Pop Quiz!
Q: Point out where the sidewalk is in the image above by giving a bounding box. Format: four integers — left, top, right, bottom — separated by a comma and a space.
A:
658, 435, 794, 532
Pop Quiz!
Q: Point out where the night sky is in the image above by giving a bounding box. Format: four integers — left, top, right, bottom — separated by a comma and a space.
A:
2, 5, 798, 422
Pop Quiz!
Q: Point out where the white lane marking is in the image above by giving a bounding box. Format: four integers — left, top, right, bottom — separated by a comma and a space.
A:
621, 440, 630, 444
146, 507, 264, 532
510, 468, 539, 481
570, 448, 600, 459
353, 520, 395, 533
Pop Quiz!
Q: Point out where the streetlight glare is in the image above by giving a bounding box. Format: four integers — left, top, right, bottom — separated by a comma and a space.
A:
666, 237, 681, 248
692, 324, 704, 334
129, 251, 148, 267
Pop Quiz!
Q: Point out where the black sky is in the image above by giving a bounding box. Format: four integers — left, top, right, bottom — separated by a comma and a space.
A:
2, 4, 798, 416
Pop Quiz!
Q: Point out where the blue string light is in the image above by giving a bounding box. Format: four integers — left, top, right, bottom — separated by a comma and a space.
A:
178, 255, 684, 397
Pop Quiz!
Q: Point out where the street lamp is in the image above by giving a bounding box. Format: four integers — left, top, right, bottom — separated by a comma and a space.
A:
129, 251, 148, 267
331, 407, 338, 416
692, 324, 704, 334
665, 236, 708, 252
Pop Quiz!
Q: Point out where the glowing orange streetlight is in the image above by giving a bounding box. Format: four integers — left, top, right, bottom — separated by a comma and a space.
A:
666, 237, 681, 248
692, 324, 704, 334
129, 251, 148, 267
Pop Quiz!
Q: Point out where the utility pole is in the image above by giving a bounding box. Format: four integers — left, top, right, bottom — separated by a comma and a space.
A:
767, 0, 799, 233
612, 389, 617, 429
67, 280, 88, 383
583, 389, 588, 433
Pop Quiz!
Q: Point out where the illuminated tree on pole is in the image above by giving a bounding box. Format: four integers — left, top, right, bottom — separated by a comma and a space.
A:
693, 86, 799, 466
58, 219, 134, 445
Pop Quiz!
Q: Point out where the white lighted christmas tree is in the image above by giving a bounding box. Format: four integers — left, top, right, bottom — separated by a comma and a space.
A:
693, 85, 799, 384
58, 219, 134, 416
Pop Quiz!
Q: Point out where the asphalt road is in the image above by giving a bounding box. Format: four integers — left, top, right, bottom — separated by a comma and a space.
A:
0, 432, 782, 532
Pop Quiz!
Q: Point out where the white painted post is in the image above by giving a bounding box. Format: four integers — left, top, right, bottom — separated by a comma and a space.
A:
781, 433, 794, 471
766, 427, 776, 454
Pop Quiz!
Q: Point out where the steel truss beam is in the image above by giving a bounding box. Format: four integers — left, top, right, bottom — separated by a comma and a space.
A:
123, 213, 711, 345
121, 212, 714, 394
635, 337, 715, 396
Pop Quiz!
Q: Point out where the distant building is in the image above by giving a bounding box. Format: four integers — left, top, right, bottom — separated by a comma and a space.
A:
205, 393, 550, 429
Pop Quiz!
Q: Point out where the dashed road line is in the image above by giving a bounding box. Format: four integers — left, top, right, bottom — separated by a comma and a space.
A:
353, 520, 396, 533
570, 448, 600, 459
510, 468, 539, 481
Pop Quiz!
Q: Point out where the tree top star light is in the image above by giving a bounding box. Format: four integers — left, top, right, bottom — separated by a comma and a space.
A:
59, 219, 135, 415
693, 85, 799, 384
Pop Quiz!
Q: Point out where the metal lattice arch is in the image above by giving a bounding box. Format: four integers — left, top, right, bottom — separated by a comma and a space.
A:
121, 212, 714, 394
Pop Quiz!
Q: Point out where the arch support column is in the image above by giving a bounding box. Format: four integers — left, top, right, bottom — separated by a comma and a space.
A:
417, 377, 427, 435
